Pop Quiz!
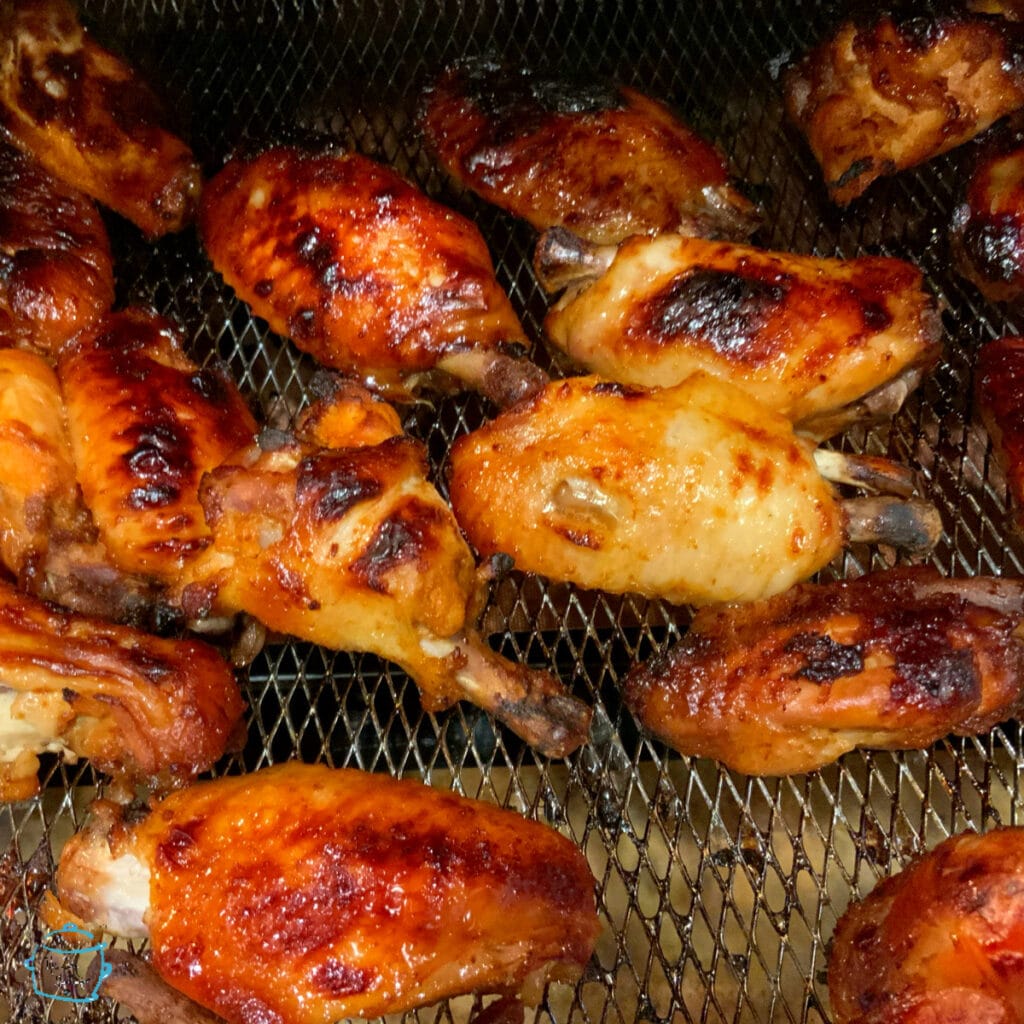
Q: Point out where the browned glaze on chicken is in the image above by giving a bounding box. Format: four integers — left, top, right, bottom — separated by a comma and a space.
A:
0, 578, 244, 801
420, 58, 759, 246
830, 828, 1024, 1023
58, 309, 258, 581
0, 140, 112, 354
624, 566, 1024, 776
201, 144, 545, 406
541, 233, 941, 433
447, 374, 941, 607
177, 380, 590, 756
976, 336, 1024, 534
783, 11, 1024, 205
0, 0, 201, 236
56, 762, 601, 1023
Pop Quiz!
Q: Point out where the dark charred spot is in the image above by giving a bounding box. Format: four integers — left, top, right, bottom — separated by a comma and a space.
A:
61, 688, 79, 704
351, 503, 443, 593
861, 300, 892, 332
785, 632, 865, 682
127, 483, 180, 509
553, 525, 601, 549
254, 279, 274, 298
591, 380, 646, 399
157, 819, 204, 871
960, 214, 1024, 285
17, 49, 85, 126
834, 158, 873, 190
311, 959, 374, 997
122, 420, 193, 508
296, 456, 382, 522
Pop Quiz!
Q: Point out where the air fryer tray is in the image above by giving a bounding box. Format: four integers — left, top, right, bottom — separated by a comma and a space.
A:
3, 1, 1024, 1021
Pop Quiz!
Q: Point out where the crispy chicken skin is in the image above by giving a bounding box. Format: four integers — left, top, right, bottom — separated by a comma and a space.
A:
624, 566, 1024, 776
829, 828, 1024, 1024
58, 309, 259, 580
201, 144, 545, 407
783, 11, 1024, 205
420, 58, 759, 246
178, 380, 591, 756
0, 578, 244, 801
0, 141, 113, 354
977, 336, 1024, 533
56, 762, 601, 1023
0, 0, 201, 237
542, 234, 941, 432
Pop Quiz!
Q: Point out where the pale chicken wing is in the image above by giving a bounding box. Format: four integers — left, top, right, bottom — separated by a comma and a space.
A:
540, 233, 941, 434
56, 762, 601, 1023
0, 578, 244, 801
420, 58, 759, 246
201, 144, 545, 406
0, 0, 201, 236
447, 374, 941, 607
783, 11, 1024, 204
624, 566, 1024, 776
0, 140, 113, 354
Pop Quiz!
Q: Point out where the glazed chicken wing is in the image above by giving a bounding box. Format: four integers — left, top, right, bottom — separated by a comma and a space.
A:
783, 11, 1024, 205
539, 233, 941, 435
0, 0, 201, 236
0, 141, 113, 355
624, 566, 1024, 776
201, 144, 545, 407
829, 828, 1024, 1024
56, 762, 601, 1023
420, 58, 759, 246
977, 337, 1024, 535
447, 374, 941, 607
0, 578, 244, 802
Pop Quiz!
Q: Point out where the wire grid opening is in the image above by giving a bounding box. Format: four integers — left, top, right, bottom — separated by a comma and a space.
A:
3, 1, 1024, 1022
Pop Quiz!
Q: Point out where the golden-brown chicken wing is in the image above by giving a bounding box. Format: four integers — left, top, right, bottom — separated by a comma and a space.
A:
624, 566, 1024, 776
56, 762, 601, 1023
829, 828, 1024, 1024
0, 0, 201, 237
977, 336, 1024, 534
420, 58, 759, 246
540, 233, 941, 434
0, 140, 113, 354
178, 380, 590, 756
0, 578, 244, 801
201, 144, 545, 406
447, 374, 940, 607
58, 308, 259, 580
783, 11, 1024, 205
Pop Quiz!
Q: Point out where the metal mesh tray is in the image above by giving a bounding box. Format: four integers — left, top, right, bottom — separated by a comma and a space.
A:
4, 1, 1024, 1021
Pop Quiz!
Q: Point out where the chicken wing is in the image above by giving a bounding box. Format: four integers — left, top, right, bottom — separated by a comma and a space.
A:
200, 144, 545, 407
447, 374, 941, 607
420, 58, 759, 246
539, 233, 941, 435
624, 566, 1024, 776
829, 828, 1024, 1024
977, 336, 1024, 534
0, 578, 244, 801
0, 140, 113, 355
783, 11, 1024, 205
0, 0, 202, 237
56, 762, 601, 1023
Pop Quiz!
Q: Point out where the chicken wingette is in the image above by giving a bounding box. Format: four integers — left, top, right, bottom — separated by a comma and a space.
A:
624, 566, 1024, 776
0, 578, 244, 801
829, 828, 1024, 1024
201, 144, 546, 407
447, 373, 941, 607
56, 762, 601, 1024
784, 11, 1024, 204
539, 233, 941, 435
420, 58, 759, 246
0, 0, 202, 236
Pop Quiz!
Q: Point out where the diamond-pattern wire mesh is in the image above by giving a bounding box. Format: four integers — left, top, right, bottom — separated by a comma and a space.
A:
3, 0, 1024, 1021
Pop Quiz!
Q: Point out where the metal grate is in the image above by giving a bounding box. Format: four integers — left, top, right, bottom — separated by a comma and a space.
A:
4, 1, 1024, 1022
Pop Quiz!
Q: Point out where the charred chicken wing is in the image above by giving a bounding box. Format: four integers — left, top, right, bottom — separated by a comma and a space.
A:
420, 58, 759, 246
447, 374, 941, 607
0, 0, 202, 236
829, 827, 1024, 1024
539, 233, 941, 435
0, 578, 244, 801
0, 140, 113, 354
201, 144, 545, 406
783, 11, 1024, 205
624, 566, 1024, 776
56, 761, 601, 1023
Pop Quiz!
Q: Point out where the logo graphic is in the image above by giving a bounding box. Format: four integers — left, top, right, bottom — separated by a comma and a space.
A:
23, 922, 112, 1004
